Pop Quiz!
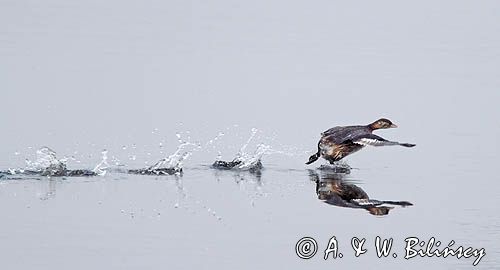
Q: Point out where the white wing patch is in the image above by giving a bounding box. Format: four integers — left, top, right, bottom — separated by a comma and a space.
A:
353, 138, 398, 147
352, 199, 383, 206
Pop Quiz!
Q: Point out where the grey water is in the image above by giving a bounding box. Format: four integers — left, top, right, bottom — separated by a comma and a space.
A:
1, 0, 500, 269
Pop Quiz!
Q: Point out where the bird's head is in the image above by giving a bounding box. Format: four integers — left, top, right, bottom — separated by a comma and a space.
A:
369, 118, 398, 130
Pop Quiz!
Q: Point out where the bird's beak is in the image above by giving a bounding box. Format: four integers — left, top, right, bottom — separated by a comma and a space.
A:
390, 124, 398, 128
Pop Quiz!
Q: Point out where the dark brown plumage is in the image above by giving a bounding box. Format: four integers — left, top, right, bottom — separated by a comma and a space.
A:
306, 118, 415, 165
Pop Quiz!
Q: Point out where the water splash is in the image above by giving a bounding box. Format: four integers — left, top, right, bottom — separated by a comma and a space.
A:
128, 133, 200, 175
236, 128, 258, 158
4, 147, 98, 177
205, 131, 225, 154
148, 142, 193, 171
317, 162, 352, 174
234, 143, 270, 170
212, 128, 270, 172
93, 150, 110, 176
24, 147, 67, 176
25, 147, 63, 170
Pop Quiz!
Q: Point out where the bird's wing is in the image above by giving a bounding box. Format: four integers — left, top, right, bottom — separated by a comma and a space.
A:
351, 134, 399, 147
321, 126, 341, 136
322, 126, 371, 144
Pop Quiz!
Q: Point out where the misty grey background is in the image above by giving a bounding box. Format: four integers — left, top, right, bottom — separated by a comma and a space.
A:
1, 0, 499, 269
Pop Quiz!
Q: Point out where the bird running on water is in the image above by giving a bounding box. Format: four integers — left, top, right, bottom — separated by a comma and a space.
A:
306, 118, 415, 165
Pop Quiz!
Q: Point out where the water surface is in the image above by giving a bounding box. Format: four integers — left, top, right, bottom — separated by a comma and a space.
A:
1, 0, 499, 269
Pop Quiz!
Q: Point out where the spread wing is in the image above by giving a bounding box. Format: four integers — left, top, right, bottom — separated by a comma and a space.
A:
351, 134, 400, 147
321, 126, 416, 147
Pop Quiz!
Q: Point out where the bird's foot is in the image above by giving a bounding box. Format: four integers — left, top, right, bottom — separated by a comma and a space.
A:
318, 162, 351, 174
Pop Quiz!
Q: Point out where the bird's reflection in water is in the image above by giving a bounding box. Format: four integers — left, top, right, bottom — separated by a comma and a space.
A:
309, 170, 412, 216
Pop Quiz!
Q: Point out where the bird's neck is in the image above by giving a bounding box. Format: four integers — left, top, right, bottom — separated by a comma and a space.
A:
367, 123, 378, 131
